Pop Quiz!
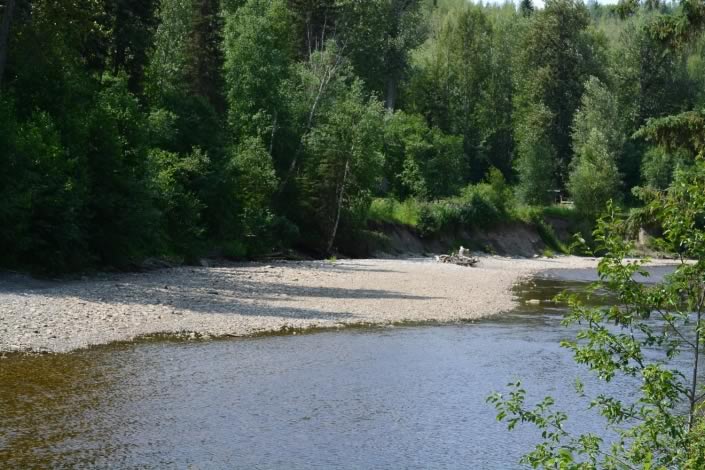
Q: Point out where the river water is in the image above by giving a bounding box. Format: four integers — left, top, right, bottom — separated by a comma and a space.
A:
0, 273, 672, 468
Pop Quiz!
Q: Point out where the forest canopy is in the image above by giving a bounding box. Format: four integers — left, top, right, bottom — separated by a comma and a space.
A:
0, 0, 703, 272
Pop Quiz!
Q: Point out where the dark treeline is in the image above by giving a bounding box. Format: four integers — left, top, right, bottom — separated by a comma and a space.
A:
0, 0, 703, 272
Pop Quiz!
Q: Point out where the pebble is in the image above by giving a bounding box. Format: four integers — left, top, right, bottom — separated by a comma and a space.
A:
2, 256, 670, 354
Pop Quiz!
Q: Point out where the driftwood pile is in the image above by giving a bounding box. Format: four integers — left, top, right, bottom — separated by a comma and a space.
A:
436, 246, 479, 267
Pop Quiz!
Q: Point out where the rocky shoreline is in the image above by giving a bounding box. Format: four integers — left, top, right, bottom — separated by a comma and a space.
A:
0, 256, 674, 354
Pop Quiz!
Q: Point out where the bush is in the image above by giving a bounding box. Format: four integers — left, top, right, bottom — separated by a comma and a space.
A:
416, 174, 511, 236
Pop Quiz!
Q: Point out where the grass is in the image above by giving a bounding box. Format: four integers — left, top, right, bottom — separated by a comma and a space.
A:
368, 198, 421, 226
541, 204, 582, 221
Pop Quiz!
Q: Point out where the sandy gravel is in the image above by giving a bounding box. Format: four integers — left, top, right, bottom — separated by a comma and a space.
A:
0, 256, 671, 354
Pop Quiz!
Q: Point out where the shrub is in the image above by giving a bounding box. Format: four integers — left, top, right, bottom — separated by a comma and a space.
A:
417, 176, 509, 236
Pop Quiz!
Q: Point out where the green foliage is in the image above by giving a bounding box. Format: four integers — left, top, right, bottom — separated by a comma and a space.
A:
568, 77, 624, 219
514, 0, 606, 184
569, 129, 622, 219
223, 0, 294, 141
636, 110, 705, 156
515, 104, 558, 205
417, 171, 513, 236
82, 74, 157, 268
144, 0, 192, 102
227, 136, 288, 255
383, 111, 463, 199
0, 108, 85, 272
230, 137, 278, 212
367, 198, 421, 227
146, 0, 224, 156
407, 4, 506, 181
149, 148, 208, 259
641, 146, 692, 190
300, 78, 385, 254
572, 77, 625, 160
2, 0, 704, 271
336, 0, 427, 109
490, 158, 705, 467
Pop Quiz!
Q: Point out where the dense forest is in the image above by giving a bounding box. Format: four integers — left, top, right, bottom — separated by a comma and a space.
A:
0, 0, 703, 272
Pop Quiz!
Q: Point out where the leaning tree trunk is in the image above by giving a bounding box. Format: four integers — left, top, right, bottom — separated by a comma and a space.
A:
0, 0, 16, 90
326, 159, 350, 255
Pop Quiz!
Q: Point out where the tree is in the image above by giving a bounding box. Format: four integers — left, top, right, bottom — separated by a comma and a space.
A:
185, 0, 225, 111
515, 104, 557, 205
229, 137, 279, 249
514, 0, 605, 186
490, 5, 705, 463
301, 81, 385, 254
149, 147, 208, 258
146, 0, 225, 153
573, 77, 625, 160
144, 0, 192, 103
568, 77, 624, 218
490, 169, 705, 466
82, 74, 157, 267
568, 128, 622, 219
405, 4, 495, 181
383, 110, 463, 200
223, 0, 294, 144
103, 0, 159, 93
519, 0, 534, 17
641, 146, 691, 190
287, 0, 337, 57
0, 104, 86, 272
281, 41, 349, 185
336, 0, 427, 110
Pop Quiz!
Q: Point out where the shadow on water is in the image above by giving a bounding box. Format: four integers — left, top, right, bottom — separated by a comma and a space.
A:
0, 267, 688, 469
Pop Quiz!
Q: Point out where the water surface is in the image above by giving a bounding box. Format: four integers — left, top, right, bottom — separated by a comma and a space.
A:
0, 274, 670, 469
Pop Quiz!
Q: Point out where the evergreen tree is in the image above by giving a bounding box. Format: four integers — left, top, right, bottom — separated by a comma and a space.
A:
519, 0, 534, 17
514, 0, 605, 186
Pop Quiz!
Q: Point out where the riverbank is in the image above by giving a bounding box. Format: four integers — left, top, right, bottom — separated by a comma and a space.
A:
0, 256, 673, 354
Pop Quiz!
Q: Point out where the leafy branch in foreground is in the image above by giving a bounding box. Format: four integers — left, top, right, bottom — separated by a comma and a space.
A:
489, 157, 705, 469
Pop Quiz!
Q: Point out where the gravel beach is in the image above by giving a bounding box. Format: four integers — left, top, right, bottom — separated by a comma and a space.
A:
0, 256, 673, 354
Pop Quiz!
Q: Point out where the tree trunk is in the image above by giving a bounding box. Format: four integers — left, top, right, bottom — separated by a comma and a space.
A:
280, 51, 342, 190
385, 76, 397, 111
326, 159, 350, 255
0, 0, 16, 90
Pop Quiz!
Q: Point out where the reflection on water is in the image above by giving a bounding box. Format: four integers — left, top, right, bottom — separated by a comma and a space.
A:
0, 274, 678, 468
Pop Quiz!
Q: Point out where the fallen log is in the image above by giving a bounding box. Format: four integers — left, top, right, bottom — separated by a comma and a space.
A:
436, 253, 479, 267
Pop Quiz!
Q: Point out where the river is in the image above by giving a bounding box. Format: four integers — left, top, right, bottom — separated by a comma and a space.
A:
0, 273, 674, 468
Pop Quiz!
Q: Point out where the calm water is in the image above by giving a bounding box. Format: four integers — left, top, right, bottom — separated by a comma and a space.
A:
0, 274, 673, 469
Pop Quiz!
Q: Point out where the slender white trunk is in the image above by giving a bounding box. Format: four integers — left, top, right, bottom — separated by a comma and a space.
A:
280, 52, 342, 189
327, 158, 350, 254
385, 76, 397, 111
